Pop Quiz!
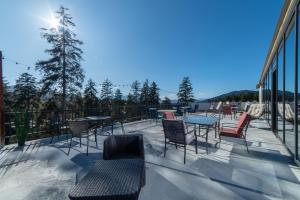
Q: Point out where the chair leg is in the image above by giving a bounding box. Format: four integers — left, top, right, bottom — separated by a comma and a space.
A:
80, 136, 82, 147
184, 146, 186, 164
121, 123, 125, 134
214, 124, 217, 138
219, 135, 221, 148
86, 135, 89, 156
94, 131, 98, 148
68, 136, 73, 155
164, 138, 167, 157
244, 138, 249, 153
195, 135, 198, 154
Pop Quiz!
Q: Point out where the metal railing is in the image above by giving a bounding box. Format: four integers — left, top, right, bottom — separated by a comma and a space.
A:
3, 104, 176, 144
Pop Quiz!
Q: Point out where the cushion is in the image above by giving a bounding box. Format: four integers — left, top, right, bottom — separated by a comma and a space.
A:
219, 127, 241, 138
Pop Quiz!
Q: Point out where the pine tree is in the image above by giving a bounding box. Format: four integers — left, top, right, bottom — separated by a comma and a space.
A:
13, 73, 39, 110
84, 79, 98, 109
140, 79, 149, 105
149, 81, 160, 105
36, 6, 84, 111
177, 76, 194, 105
3, 77, 13, 111
127, 93, 134, 105
130, 80, 140, 104
100, 79, 113, 112
69, 91, 83, 110
162, 97, 172, 108
114, 89, 123, 102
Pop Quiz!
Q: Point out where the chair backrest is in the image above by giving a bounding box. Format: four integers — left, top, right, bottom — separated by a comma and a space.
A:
162, 119, 186, 144
103, 134, 145, 160
284, 103, 295, 121
245, 104, 250, 112
236, 112, 251, 135
247, 104, 265, 118
68, 120, 89, 137
216, 101, 222, 111
164, 112, 176, 120
222, 105, 232, 115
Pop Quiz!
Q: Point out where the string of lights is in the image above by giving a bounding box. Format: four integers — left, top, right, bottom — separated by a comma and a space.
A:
1, 55, 32, 70
1, 55, 177, 93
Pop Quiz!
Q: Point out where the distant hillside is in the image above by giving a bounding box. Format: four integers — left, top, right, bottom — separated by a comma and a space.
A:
203, 90, 259, 102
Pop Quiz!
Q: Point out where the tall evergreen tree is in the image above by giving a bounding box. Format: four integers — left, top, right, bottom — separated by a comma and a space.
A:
69, 91, 83, 110
149, 81, 160, 105
161, 97, 172, 108
13, 73, 39, 110
36, 6, 84, 110
140, 79, 149, 105
3, 77, 13, 111
127, 93, 134, 105
100, 79, 113, 112
114, 89, 123, 102
130, 80, 140, 104
177, 76, 194, 105
84, 79, 98, 108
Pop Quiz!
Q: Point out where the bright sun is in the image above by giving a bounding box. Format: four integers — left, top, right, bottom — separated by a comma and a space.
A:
48, 16, 59, 29
39, 12, 60, 29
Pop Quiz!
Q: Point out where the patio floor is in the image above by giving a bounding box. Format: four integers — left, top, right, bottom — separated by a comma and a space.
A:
0, 116, 299, 200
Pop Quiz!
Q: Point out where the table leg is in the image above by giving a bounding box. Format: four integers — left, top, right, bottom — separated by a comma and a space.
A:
194, 126, 198, 154
111, 119, 114, 135
215, 123, 217, 138
206, 125, 209, 154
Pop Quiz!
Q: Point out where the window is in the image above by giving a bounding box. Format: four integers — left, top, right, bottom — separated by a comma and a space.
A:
278, 45, 284, 140
285, 21, 295, 154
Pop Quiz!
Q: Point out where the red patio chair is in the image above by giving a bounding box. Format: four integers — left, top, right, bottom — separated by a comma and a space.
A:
164, 112, 176, 120
219, 112, 251, 152
222, 105, 233, 119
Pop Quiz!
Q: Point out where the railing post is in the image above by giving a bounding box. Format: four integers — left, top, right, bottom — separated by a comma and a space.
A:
0, 51, 4, 147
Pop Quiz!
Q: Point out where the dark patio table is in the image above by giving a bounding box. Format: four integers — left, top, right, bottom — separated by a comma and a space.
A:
69, 159, 145, 200
184, 115, 217, 154
85, 116, 114, 135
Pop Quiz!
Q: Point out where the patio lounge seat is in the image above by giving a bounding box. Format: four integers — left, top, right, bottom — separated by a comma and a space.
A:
219, 112, 251, 152
68, 119, 98, 156
247, 104, 265, 120
162, 119, 195, 164
206, 101, 222, 115
278, 103, 300, 129
103, 134, 145, 186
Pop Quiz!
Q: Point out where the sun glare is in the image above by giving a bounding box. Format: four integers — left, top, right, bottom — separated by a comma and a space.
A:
39, 11, 60, 30
47, 15, 59, 29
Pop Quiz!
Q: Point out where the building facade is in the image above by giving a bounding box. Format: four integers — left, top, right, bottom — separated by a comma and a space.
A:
259, 0, 300, 164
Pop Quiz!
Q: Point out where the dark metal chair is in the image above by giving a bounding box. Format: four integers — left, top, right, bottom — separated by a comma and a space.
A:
162, 119, 195, 164
68, 119, 98, 155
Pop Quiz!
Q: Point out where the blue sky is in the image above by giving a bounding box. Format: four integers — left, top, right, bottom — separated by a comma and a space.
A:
0, 0, 283, 99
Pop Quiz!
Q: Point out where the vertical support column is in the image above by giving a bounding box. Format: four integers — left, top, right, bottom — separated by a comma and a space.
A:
0, 51, 5, 147
259, 85, 263, 104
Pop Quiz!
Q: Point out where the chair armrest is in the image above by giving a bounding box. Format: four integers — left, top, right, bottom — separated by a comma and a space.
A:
185, 129, 194, 135
221, 122, 236, 125
221, 123, 236, 128
221, 125, 236, 128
